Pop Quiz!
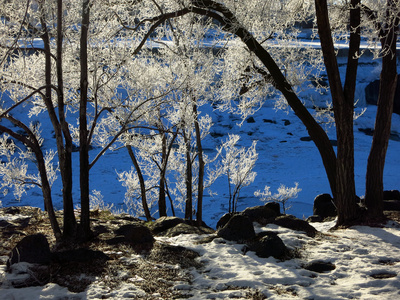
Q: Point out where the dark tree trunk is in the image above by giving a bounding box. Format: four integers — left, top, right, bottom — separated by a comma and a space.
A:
127, 145, 152, 221
194, 104, 204, 226
365, 1, 398, 220
190, 1, 337, 199
0, 120, 62, 240
79, 0, 91, 241
158, 132, 167, 217
56, 0, 76, 239
184, 129, 193, 221
315, 0, 359, 225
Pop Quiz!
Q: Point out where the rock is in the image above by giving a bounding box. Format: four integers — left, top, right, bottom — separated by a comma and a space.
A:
313, 193, 336, 220
383, 200, 400, 211
370, 272, 397, 279
365, 77, 400, 115
265, 202, 281, 216
107, 223, 154, 252
300, 136, 312, 141
306, 215, 324, 223
217, 214, 256, 242
303, 261, 336, 273
150, 216, 185, 235
247, 231, 288, 259
247, 116, 256, 123
7, 234, 51, 268
242, 205, 278, 225
216, 212, 238, 229
383, 190, 400, 201
272, 215, 317, 237
162, 223, 215, 237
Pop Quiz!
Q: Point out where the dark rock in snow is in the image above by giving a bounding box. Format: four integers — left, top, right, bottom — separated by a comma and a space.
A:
247, 231, 288, 259
265, 202, 282, 216
107, 222, 155, 252
383, 200, 400, 212
263, 119, 277, 124
7, 234, 51, 268
247, 116, 256, 123
306, 215, 324, 223
365, 77, 400, 115
383, 190, 400, 201
242, 205, 278, 225
370, 272, 397, 279
217, 214, 256, 242
303, 261, 336, 273
161, 223, 215, 237
150, 216, 185, 235
216, 212, 238, 229
313, 193, 337, 220
300, 136, 313, 142
273, 215, 318, 237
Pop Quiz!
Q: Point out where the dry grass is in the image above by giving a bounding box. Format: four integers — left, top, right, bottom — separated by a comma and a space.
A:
0, 206, 203, 298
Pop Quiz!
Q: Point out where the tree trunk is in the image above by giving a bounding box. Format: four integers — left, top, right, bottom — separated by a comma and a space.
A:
315, 0, 358, 225
127, 145, 152, 221
365, 3, 398, 220
194, 104, 204, 226
36, 147, 62, 241
56, 0, 76, 239
191, 0, 337, 199
184, 129, 193, 220
79, 0, 91, 240
158, 132, 167, 217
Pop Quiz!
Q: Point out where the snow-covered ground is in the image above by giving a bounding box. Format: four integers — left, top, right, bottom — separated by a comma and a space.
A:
1, 219, 400, 299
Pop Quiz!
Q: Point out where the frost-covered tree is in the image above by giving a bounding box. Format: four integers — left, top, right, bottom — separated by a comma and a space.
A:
125, 0, 399, 226
255, 182, 302, 214
211, 134, 258, 213
0, 0, 180, 240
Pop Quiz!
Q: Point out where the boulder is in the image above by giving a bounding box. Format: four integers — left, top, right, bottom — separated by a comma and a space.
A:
272, 215, 317, 237
107, 222, 154, 252
383, 190, 400, 201
265, 202, 282, 216
150, 216, 185, 235
216, 212, 238, 229
7, 234, 51, 268
242, 205, 278, 225
161, 223, 215, 237
383, 200, 400, 212
365, 77, 400, 115
313, 193, 336, 220
303, 261, 336, 273
217, 214, 256, 242
247, 231, 288, 259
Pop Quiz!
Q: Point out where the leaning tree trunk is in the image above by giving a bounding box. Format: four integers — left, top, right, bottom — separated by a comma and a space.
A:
190, 1, 338, 199
127, 145, 152, 221
365, 4, 398, 220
